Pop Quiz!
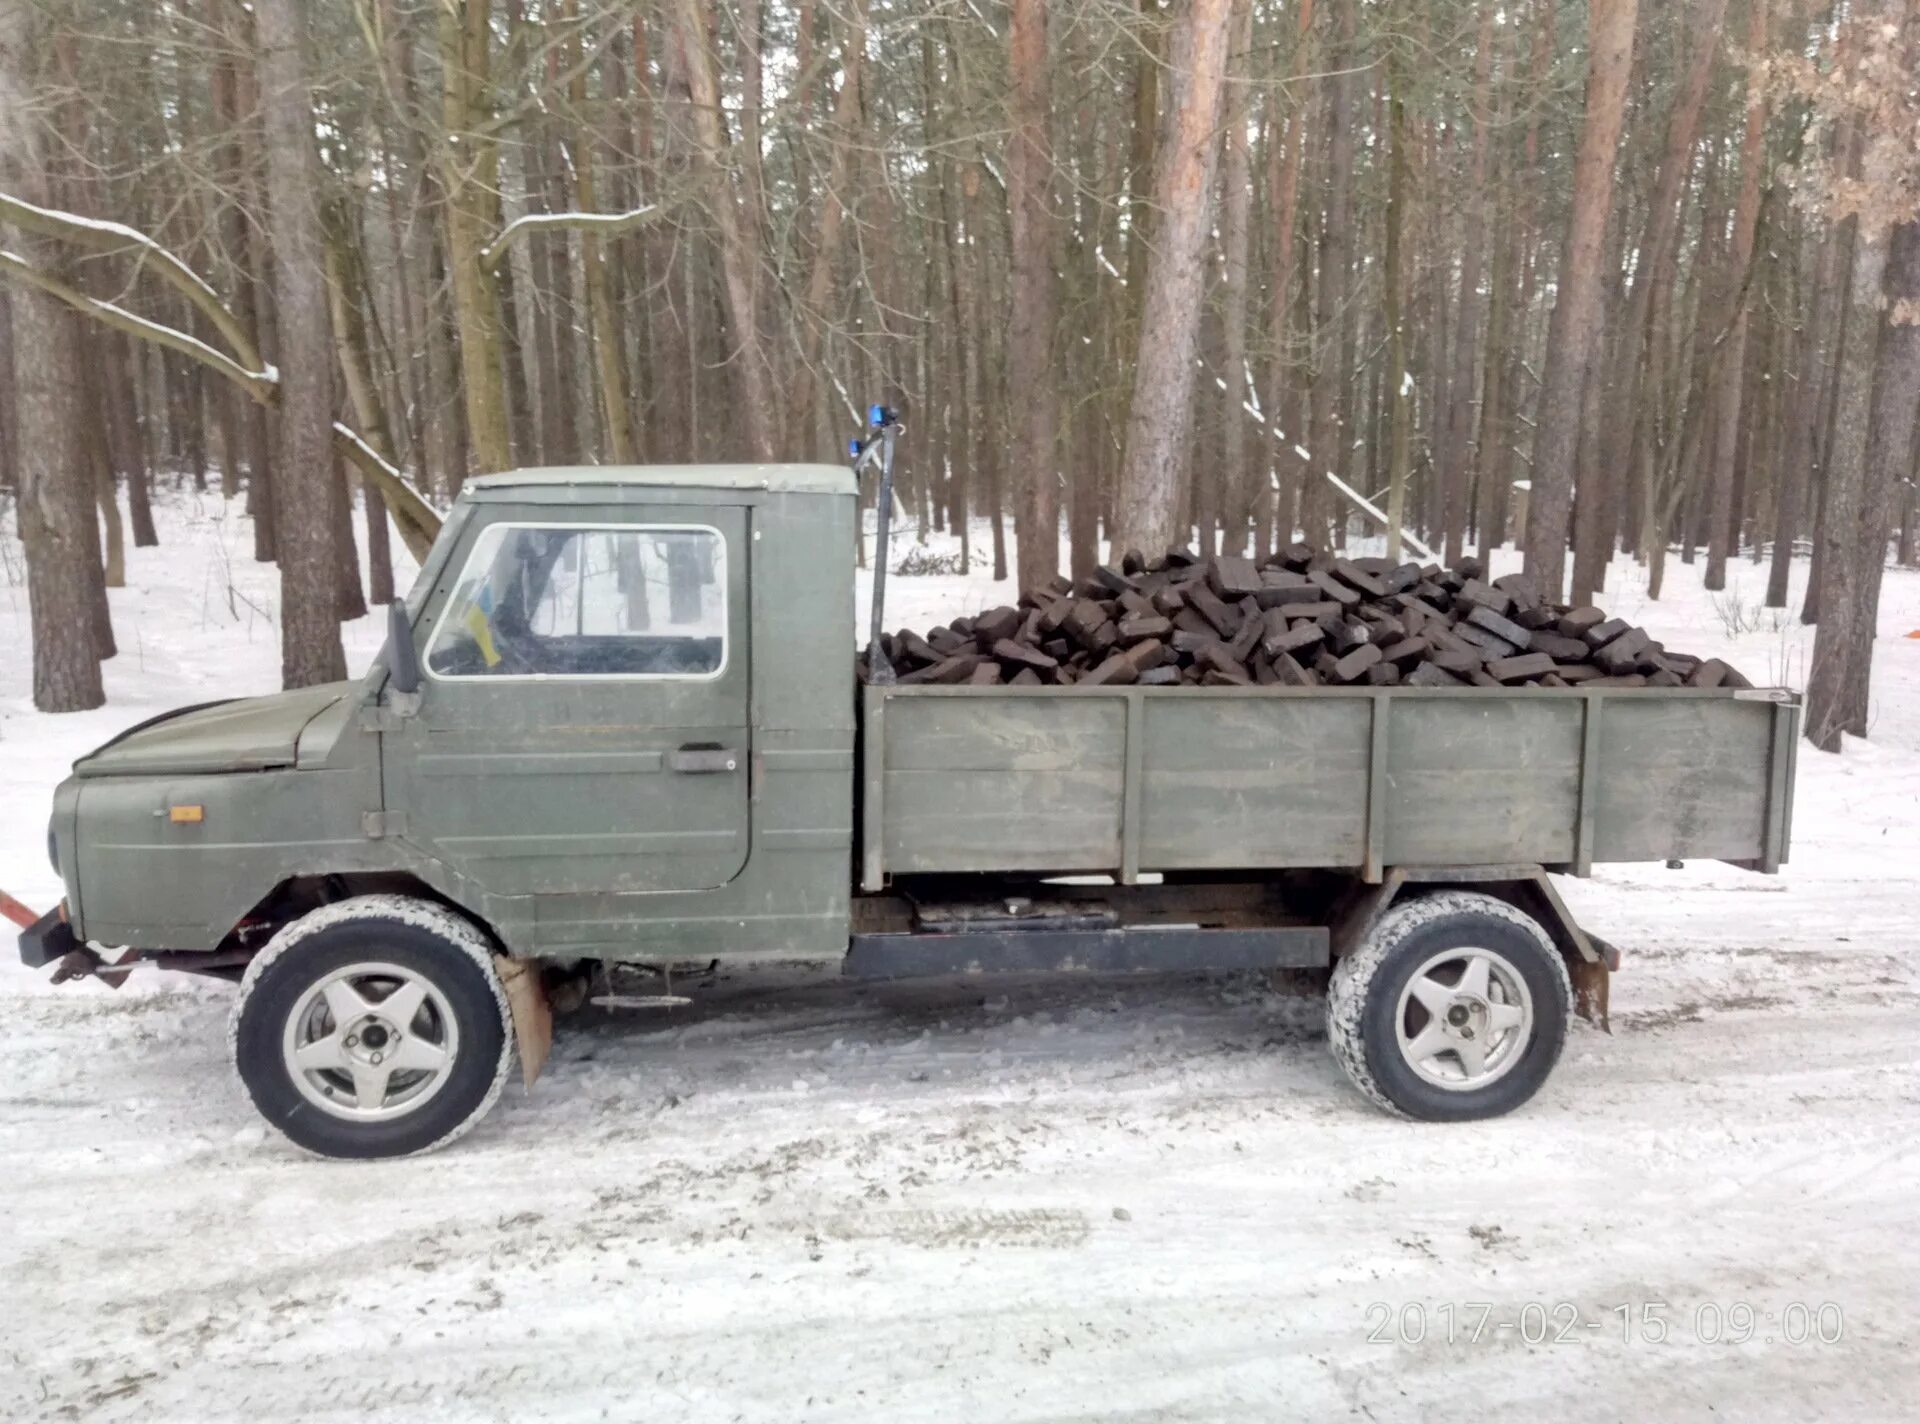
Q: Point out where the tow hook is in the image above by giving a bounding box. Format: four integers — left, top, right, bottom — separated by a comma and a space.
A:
51, 945, 136, 989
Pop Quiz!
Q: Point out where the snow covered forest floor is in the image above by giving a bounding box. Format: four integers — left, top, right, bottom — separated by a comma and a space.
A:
2, 491, 1918, 1422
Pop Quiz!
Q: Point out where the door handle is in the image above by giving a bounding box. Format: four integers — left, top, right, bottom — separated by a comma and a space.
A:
666, 746, 741, 774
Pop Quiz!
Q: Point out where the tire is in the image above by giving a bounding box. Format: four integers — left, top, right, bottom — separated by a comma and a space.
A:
1327, 890, 1570, 1122
231, 895, 513, 1159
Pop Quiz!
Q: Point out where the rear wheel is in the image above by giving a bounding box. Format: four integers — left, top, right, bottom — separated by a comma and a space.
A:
232, 896, 512, 1158
1327, 890, 1570, 1121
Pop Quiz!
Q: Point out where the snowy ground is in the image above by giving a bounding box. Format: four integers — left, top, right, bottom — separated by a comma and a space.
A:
2, 492, 1918, 1423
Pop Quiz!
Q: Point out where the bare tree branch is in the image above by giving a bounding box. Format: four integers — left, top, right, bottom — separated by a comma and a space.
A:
332, 423, 442, 560
0, 247, 276, 399
0, 247, 443, 562
0, 191, 264, 372
478, 203, 658, 272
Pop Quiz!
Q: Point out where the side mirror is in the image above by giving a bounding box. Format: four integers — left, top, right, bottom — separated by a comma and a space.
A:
386, 600, 422, 696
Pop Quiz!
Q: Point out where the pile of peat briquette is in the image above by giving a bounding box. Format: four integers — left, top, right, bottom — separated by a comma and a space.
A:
861, 544, 1751, 690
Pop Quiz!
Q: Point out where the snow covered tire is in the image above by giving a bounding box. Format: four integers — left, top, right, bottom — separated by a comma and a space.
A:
231, 896, 512, 1159
1327, 890, 1571, 1122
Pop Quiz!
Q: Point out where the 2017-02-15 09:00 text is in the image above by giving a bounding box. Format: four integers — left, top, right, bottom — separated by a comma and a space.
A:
1365, 1300, 1845, 1347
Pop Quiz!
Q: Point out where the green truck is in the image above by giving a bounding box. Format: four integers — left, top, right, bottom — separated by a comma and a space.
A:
20, 463, 1802, 1157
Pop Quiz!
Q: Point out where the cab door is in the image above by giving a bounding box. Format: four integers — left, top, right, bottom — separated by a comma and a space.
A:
389, 506, 749, 899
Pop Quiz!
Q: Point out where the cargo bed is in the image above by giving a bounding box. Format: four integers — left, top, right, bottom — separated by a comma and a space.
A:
859, 684, 1800, 891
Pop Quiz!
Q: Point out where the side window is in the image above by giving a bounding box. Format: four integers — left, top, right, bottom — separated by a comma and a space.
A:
426, 524, 727, 679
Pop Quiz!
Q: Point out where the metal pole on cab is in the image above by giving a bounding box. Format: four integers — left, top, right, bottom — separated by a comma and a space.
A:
850, 403, 902, 684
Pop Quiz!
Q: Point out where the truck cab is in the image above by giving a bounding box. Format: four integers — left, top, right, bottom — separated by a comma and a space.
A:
373, 464, 860, 965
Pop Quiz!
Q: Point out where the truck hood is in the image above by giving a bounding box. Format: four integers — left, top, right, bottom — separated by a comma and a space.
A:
75, 683, 352, 778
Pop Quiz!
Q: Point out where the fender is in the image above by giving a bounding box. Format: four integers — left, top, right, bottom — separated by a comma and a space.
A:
1330, 863, 1617, 1028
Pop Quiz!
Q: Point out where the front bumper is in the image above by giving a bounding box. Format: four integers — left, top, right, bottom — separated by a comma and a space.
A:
19, 908, 77, 969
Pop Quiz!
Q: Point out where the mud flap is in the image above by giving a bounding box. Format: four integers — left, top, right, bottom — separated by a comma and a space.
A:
1568, 938, 1618, 1033
494, 954, 553, 1088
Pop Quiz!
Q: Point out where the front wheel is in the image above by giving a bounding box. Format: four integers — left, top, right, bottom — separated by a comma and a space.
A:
1327, 890, 1571, 1121
232, 895, 513, 1158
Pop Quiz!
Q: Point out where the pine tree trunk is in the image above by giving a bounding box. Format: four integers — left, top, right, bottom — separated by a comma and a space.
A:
1805, 212, 1888, 751
96, 458, 126, 590
1005, 0, 1062, 588
1802, 126, 1863, 627
492, 19, 541, 471
1571, 299, 1610, 597
1216, 0, 1253, 557
1, 0, 104, 710
1419, 78, 1449, 552
1442, 3, 1494, 566
254, 0, 347, 686
332, 457, 366, 621
0, 285, 13, 496
1747, 297, 1786, 566
539, 40, 585, 465
1770, 215, 1843, 606
1569, 219, 1629, 603
81, 436, 115, 660
1066, 50, 1110, 580
1838, 218, 1920, 736
1383, 47, 1411, 562
1900, 431, 1918, 568
1600, 0, 1729, 528
635, 12, 684, 460
379, 0, 459, 491
519, 90, 567, 467
80, 357, 127, 592
212, 0, 279, 560
1262, 0, 1314, 554
1305, 0, 1357, 548
117, 336, 158, 546
324, 212, 397, 605
1474, 158, 1515, 558
1109, 0, 1237, 558
1524, 0, 1636, 600
562, 0, 635, 465
966, 173, 1009, 583
1114, 0, 1163, 545
1496, 0, 1553, 558
1702, 0, 1766, 592
929, 30, 972, 574
670, 0, 778, 462
148, 345, 174, 489
437, 0, 514, 476
785, 0, 868, 451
